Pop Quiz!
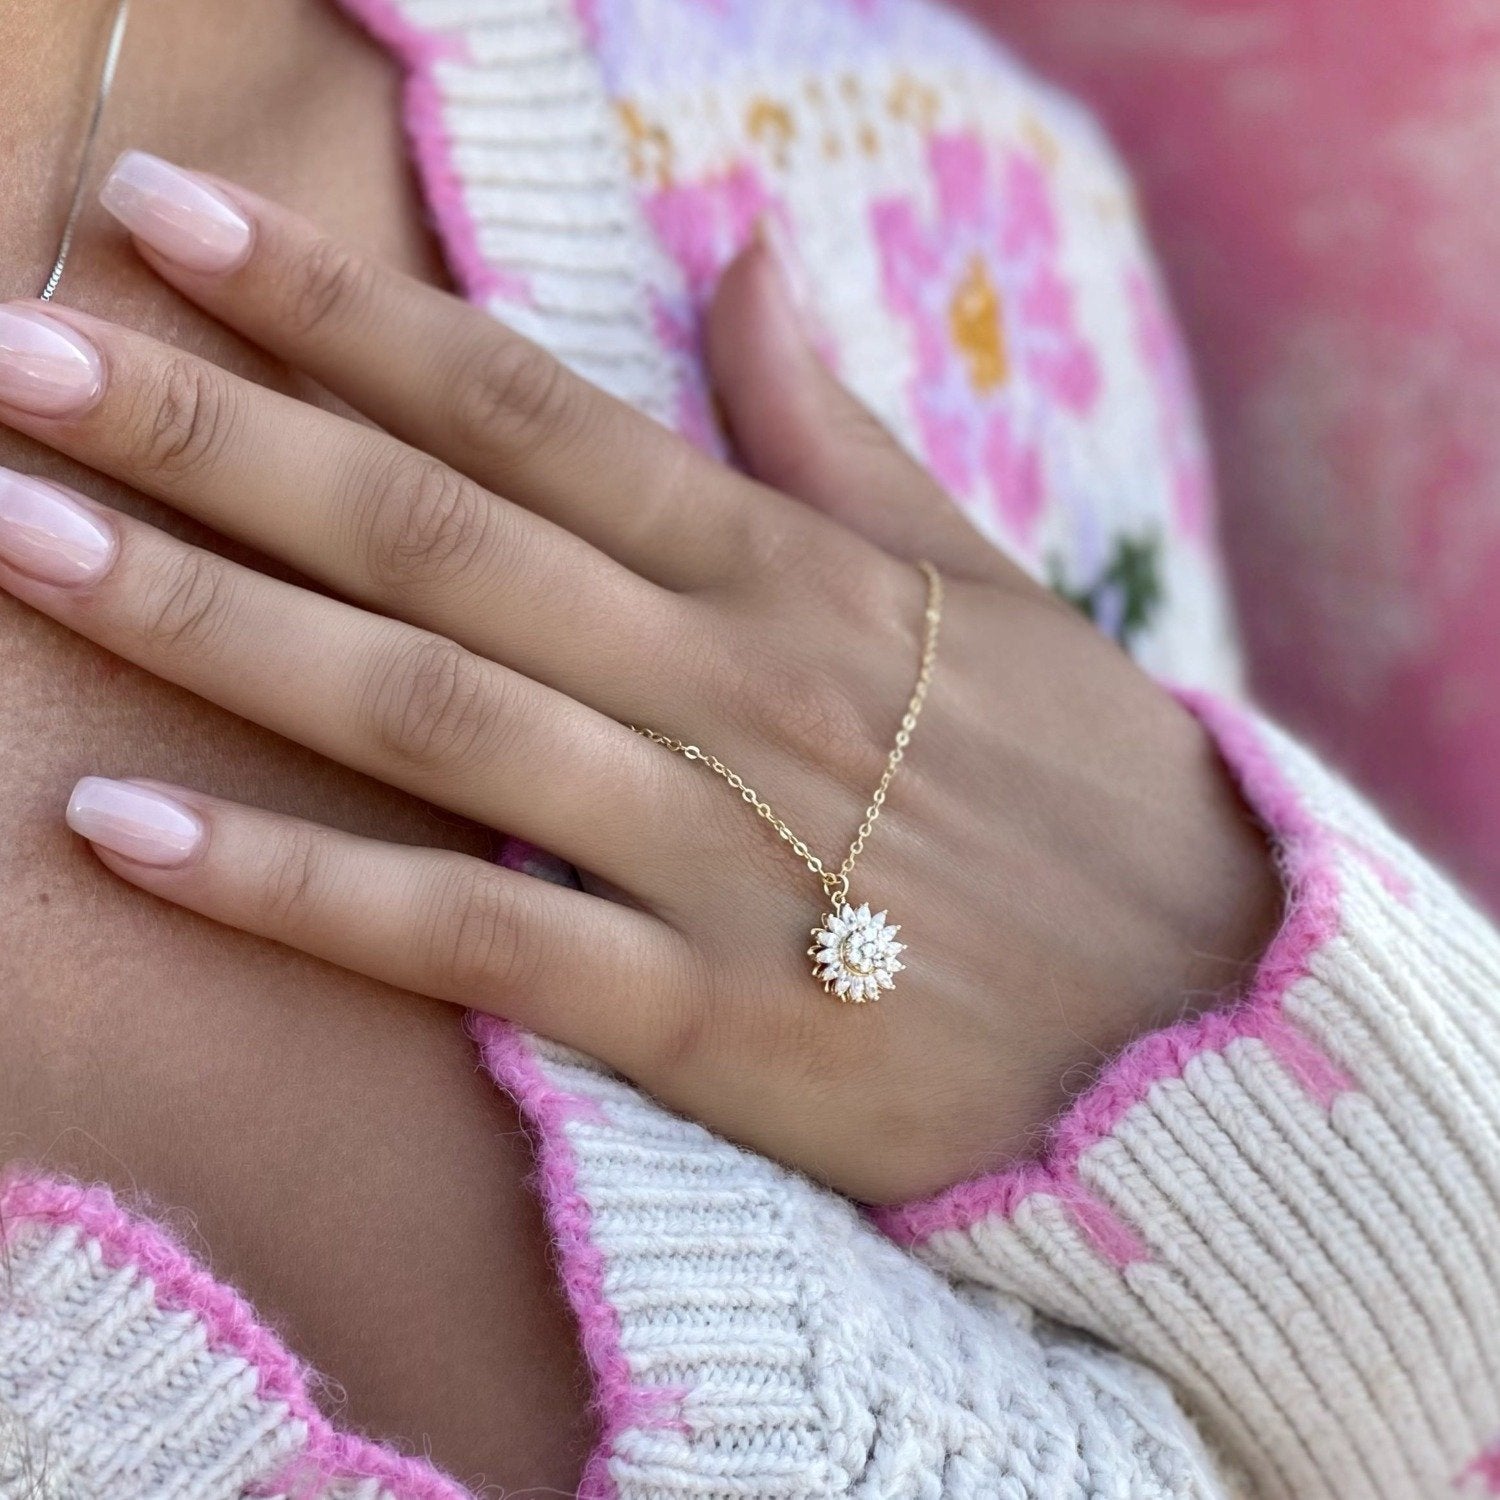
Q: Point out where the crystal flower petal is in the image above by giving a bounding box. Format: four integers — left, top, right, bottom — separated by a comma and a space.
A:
807, 901, 907, 1003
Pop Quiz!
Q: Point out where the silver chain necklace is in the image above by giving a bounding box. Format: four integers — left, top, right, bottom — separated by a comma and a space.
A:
39, 0, 133, 302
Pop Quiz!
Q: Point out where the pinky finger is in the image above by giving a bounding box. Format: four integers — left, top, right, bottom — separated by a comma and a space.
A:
65, 776, 684, 1072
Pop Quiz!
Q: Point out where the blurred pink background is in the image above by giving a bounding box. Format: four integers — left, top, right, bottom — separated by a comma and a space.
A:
964, 0, 1500, 908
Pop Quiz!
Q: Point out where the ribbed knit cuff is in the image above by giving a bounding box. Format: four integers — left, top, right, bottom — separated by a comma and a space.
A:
878, 694, 1500, 1500
476, 1023, 1235, 1499
0, 1173, 468, 1500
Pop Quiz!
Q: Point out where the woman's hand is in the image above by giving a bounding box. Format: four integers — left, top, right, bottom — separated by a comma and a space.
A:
0, 153, 1280, 1202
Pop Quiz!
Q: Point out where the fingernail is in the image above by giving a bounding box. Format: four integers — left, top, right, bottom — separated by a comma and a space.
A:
755, 214, 813, 318
101, 151, 252, 274
67, 778, 205, 868
0, 469, 115, 585
0, 305, 105, 417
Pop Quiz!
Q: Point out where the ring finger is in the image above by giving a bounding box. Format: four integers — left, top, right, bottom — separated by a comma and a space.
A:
0, 468, 680, 891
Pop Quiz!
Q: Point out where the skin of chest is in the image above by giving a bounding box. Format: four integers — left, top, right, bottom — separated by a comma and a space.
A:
0, 3, 593, 1487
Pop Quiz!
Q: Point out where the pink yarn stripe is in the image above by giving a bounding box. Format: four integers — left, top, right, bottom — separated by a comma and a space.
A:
1061, 1182, 1152, 1268
474, 1017, 687, 1500
1332, 829, 1415, 904
574, 0, 602, 48
1462, 1437, 1500, 1494
0, 1170, 469, 1500
878, 692, 1349, 1249
331, 0, 530, 305
1256, 1009, 1356, 1109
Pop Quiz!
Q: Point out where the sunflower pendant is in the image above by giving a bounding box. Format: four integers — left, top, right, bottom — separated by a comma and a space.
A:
808, 902, 906, 1003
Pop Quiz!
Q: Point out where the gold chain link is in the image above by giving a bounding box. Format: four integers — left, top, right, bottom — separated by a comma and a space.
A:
632, 561, 944, 909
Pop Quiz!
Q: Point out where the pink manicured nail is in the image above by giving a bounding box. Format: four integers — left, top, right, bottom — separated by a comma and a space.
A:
756, 214, 813, 317
0, 469, 115, 585
67, 778, 205, 868
100, 151, 253, 274
0, 305, 104, 416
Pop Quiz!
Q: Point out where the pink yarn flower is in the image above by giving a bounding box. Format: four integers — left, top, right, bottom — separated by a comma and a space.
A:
1463, 1438, 1500, 1495
641, 163, 779, 454
1129, 267, 1214, 545
873, 133, 1100, 548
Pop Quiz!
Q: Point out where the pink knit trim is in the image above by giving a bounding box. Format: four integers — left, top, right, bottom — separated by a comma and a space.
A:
331, 0, 530, 305
474, 1017, 688, 1500
877, 692, 1351, 1250
1462, 1437, 1500, 1494
0, 1169, 469, 1500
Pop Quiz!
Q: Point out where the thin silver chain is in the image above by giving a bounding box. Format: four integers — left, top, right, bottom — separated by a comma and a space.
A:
39, 0, 133, 303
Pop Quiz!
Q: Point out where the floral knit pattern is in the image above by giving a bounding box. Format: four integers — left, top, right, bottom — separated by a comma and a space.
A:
5, 2, 1500, 1498
873, 134, 1101, 550
583, 0, 1241, 677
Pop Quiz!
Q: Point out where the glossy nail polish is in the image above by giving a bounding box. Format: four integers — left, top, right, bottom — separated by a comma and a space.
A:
67, 778, 205, 868
0, 305, 104, 416
100, 151, 253, 274
756, 213, 813, 317
0, 469, 115, 585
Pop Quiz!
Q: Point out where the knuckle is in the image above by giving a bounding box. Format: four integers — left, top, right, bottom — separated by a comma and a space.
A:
707, 497, 814, 592
422, 863, 532, 1004
362, 453, 496, 597
756, 559, 929, 752
282, 235, 378, 342
134, 358, 238, 481
741, 643, 867, 762
255, 824, 328, 932
449, 336, 579, 460
652, 977, 715, 1077
368, 634, 499, 775
133, 548, 237, 657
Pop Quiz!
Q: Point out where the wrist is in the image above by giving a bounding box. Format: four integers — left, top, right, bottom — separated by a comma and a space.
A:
960, 695, 1284, 1196
1089, 697, 1285, 1058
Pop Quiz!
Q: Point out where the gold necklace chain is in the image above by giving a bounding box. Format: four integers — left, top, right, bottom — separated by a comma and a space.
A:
632, 561, 944, 1003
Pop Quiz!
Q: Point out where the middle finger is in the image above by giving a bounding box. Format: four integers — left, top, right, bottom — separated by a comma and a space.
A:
0, 301, 686, 718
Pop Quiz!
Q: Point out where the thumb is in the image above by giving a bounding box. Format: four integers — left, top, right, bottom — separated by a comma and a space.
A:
706, 225, 1011, 582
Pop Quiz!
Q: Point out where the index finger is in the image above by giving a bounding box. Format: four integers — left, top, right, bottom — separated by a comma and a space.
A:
98, 150, 765, 588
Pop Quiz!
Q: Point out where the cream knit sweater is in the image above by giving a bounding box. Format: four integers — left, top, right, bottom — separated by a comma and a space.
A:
3, 2, 1498, 1497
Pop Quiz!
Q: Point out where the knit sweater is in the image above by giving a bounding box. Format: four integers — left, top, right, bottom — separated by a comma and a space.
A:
4, 2, 1499, 1498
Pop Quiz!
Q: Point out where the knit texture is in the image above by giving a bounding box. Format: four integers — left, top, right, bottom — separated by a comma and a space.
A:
5, 2, 1500, 1497
0, 1175, 468, 1500
881, 697, 1500, 1498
